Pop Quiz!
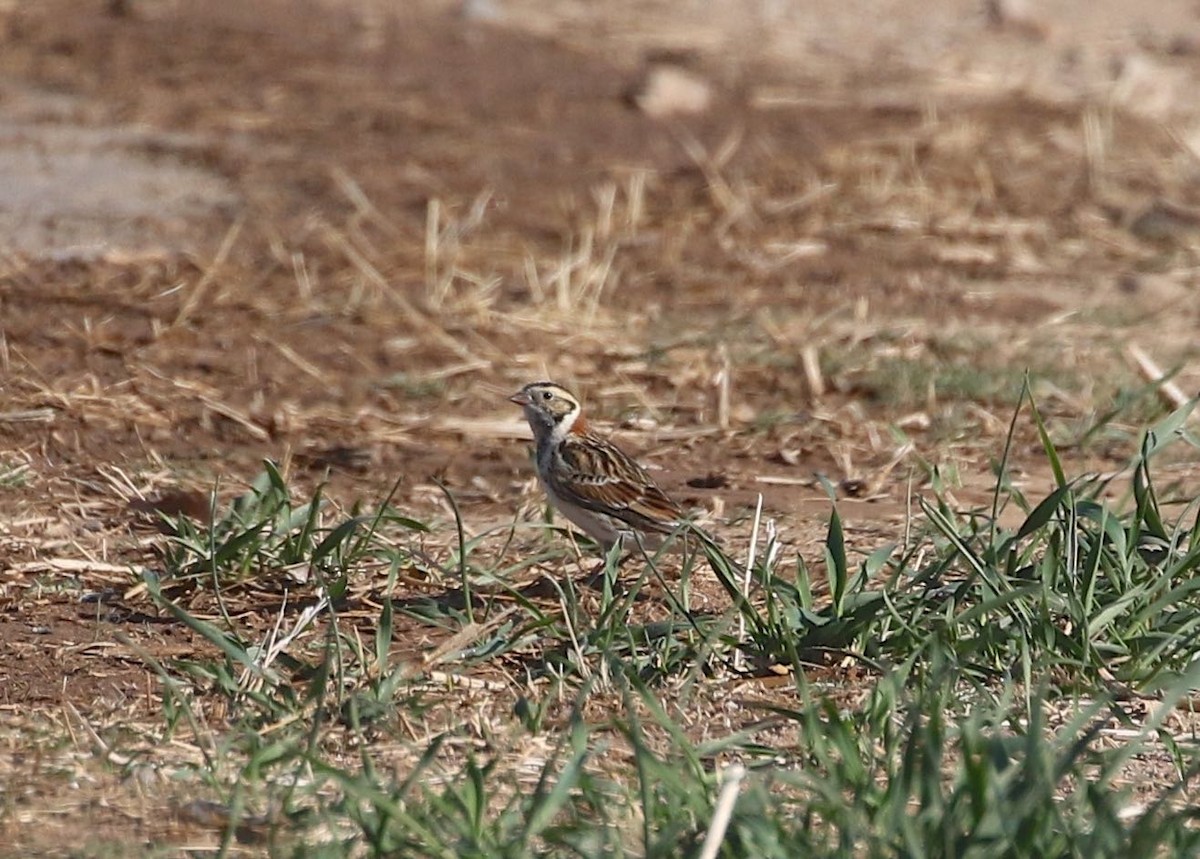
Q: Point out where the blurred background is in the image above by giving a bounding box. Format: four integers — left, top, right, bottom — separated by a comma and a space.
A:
3, 0, 1200, 582
3, 0, 1200, 568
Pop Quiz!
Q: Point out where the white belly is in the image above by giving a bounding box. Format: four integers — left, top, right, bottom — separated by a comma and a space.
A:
540, 479, 623, 548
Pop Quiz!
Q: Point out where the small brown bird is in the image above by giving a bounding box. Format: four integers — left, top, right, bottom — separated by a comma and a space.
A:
509, 381, 689, 553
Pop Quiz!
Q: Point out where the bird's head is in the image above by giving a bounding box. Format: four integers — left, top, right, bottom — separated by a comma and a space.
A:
509, 381, 585, 440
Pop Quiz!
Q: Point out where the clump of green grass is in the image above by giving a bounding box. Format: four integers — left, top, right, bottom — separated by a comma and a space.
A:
0, 458, 32, 488
1060, 370, 1191, 452
858, 356, 1028, 407
377, 371, 446, 399
722, 391, 1200, 690
124, 394, 1200, 856
156, 461, 424, 590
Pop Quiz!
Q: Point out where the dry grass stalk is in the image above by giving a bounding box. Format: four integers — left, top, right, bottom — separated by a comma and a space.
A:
0, 408, 55, 423
1082, 107, 1107, 194
801, 345, 825, 399
255, 334, 332, 386
331, 165, 397, 234
754, 475, 814, 487
673, 126, 754, 230
735, 493, 765, 673
11, 558, 131, 574
64, 701, 136, 768
698, 763, 746, 859
425, 196, 445, 306
291, 251, 314, 304
174, 216, 244, 327
1126, 343, 1192, 412
324, 225, 488, 365
593, 182, 617, 241
715, 343, 731, 430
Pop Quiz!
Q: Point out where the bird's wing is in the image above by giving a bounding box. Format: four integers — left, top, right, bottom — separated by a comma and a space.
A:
549, 433, 685, 534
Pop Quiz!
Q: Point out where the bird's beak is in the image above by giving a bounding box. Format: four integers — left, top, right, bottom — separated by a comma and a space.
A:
509, 391, 532, 406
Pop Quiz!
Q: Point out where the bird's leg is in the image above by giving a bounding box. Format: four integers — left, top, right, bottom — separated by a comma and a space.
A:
582, 541, 628, 591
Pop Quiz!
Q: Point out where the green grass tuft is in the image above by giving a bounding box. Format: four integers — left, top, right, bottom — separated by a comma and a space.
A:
119, 399, 1200, 855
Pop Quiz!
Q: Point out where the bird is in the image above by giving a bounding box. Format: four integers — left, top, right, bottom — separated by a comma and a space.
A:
509, 381, 692, 556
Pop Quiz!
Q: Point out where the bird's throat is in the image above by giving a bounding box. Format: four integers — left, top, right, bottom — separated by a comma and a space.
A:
549, 407, 584, 442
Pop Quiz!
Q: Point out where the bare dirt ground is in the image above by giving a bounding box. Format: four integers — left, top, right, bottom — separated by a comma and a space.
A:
2, 0, 1200, 853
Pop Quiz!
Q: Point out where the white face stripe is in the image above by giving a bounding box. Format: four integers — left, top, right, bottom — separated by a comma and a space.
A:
517, 383, 583, 446
551, 401, 580, 440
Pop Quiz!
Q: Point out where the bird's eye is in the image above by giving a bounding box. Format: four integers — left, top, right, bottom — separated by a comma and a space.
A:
541, 391, 553, 401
